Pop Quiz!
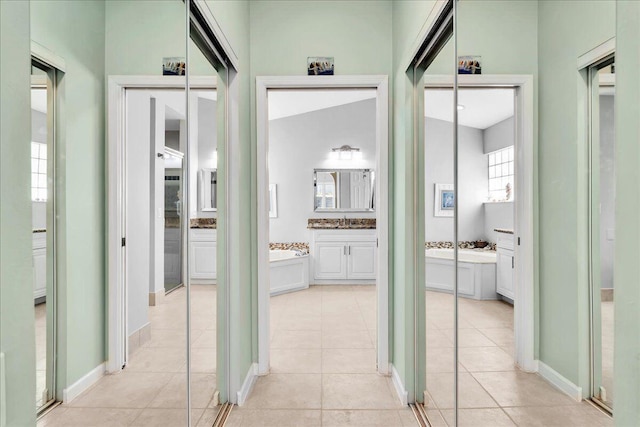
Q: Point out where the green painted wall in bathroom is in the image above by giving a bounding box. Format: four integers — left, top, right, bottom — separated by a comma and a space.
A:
30, 0, 107, 396
537, 0, 615, 393
613, 1, 640, 424
0, 1, 37, 425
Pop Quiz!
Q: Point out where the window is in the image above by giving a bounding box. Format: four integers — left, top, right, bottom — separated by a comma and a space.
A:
31, 142, 47, 202
488, 145, 514, 202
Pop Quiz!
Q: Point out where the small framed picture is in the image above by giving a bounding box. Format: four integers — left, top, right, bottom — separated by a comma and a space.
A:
434, 183, 454, 217
163, 57, 186, 76
307, 57, 334, 75
458, 55, 482, 75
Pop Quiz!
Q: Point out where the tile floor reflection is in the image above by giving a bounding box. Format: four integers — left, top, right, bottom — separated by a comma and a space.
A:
35, 302, 47, 409
38, 285, 218, 427
425, 291, 613, 427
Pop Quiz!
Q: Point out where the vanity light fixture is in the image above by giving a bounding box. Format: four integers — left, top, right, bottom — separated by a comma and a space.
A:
457, 104, 465, 110
330, 144, 362, 160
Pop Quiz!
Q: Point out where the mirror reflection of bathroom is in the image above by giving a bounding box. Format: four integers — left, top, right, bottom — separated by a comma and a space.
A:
260, 87, 384, 403
454, 85, 518, 414
590, 59, 615, 412
31, 61, 55, 414
424, 84, 517, 419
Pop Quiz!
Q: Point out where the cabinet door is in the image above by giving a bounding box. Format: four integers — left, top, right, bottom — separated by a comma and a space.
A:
496, 250, 514, 299
314, 242, 347, 280
33, 247, 47, 299
347, 241, 376, 280
190, 241, 217, 279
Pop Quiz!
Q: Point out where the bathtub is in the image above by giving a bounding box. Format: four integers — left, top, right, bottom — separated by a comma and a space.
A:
270, 250, 310, 295
425, 248, 497, 300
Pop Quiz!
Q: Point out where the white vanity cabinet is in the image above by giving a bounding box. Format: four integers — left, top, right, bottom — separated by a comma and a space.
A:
189, 229, 217, 284
310, 229, 376, 284
33, 232, 47, 300
496, 232, 515, 300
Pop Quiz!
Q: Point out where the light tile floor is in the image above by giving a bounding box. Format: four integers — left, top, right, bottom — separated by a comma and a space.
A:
35, 302, 47, 408
425, 290, 613, 427
38, 285, 218, 427
227, 285, 416, 427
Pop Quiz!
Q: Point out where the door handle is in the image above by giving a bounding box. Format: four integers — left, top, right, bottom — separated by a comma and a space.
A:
512, 257, 514, 269
348, 245, 351, 255
344, 245, 346, 255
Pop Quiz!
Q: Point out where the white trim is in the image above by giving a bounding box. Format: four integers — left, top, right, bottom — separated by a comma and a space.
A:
61, 363, 105, 404
391, 364, 409, 406
236, 363, 258, 406
106, 76, 217, 374
538, 360, 583, 402
577, 37, 615, 70
256, 75, 390, 376
31, 41, 66, 72
424, 75, 537, 372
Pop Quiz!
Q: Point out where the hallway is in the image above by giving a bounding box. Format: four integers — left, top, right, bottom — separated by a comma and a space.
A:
227, 286, 416, 426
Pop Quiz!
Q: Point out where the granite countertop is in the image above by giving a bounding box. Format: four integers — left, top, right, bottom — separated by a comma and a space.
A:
494, 228, 514, 234
190, 218, 216, 229
307, 218, 376, 230
33, 229, 46, 233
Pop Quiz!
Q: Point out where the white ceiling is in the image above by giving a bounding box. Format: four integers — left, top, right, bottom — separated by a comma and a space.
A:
268, 89, 377, 121
425, 88, 515, 129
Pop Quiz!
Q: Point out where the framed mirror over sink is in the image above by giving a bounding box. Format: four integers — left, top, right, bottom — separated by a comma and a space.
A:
313, 168, 375, 212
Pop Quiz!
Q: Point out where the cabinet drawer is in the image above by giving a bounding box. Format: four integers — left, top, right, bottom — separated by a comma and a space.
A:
497, 234, 514, 250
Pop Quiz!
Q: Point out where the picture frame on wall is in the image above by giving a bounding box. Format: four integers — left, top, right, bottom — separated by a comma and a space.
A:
434, 183, 454, 217
307, 57, 334, 75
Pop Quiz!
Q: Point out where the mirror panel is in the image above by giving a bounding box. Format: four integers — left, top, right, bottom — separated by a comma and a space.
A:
199, 168, 218, 211
313, 168, 374, 211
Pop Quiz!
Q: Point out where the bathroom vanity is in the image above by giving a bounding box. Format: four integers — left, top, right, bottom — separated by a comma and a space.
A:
308, 219, 377, 285
189, 219, 217, 284
495, 229, 515, 301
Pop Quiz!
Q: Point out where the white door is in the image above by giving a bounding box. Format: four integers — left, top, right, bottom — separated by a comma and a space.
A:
496, 250, 514, 299
350, 171, 370, 209
347, 241, 376, 280
314, 241, 347, 280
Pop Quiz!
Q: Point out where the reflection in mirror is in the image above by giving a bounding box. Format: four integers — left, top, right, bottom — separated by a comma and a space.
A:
313, 169, 374, 211
31, 60, 55, 414
199, 168, 217, 211
590, 60, 615, 412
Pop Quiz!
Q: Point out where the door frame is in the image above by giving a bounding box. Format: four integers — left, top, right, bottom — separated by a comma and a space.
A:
106, 76, 216, 373
255, 75, 390, 376
423, 74, 536, 372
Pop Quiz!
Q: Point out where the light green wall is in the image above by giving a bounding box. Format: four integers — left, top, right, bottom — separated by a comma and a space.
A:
537, 0, 615, 392
105, 0, 210, 76
204, 0, 252, 403
613, 1, 640, 424
30, 0, 107, 393
0, 1, 37, 425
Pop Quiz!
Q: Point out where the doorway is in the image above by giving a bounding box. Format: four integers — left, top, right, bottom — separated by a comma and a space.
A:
31, 58, 58, 415
254, 76, 391, 403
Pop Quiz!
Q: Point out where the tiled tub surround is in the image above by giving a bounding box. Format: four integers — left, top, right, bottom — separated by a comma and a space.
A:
190, 218, 217, 229
307, 218, 376, 230
426, 241, 497, 251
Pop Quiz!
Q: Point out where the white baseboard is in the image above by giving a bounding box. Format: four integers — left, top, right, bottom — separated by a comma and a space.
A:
391, 364, 408, 406
236, 363, 258, 406
62, 363, 105, 403
537, 360, 583, 402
